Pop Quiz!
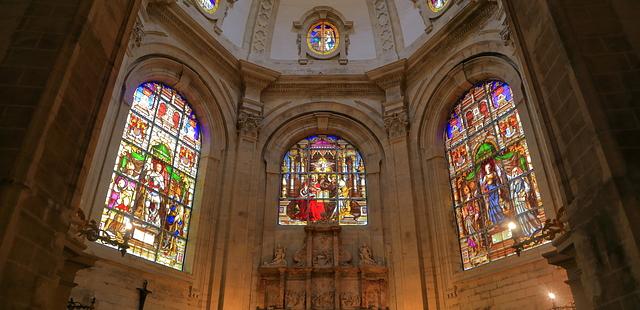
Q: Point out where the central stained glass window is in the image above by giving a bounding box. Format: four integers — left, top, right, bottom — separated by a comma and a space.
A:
444, 80, 547, 270
99, 82, 201, 270
197, 0, 219, 14
279, 135, 367, 225
307, 20, 339, 55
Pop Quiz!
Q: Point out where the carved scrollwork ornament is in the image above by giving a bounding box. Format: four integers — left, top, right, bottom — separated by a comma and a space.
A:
129, 19, 144, 50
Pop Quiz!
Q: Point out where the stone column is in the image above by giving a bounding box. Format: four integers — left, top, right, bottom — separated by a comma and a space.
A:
367, 60, 426, 309
221, 60, 279, 309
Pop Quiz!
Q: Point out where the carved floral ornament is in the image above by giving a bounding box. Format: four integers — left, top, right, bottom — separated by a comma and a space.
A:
293, 6, 353, 65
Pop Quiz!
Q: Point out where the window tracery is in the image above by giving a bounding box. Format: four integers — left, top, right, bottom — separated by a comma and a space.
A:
279, 135, 367, 226
444, 80, 547, 270
99, 82, 201, 270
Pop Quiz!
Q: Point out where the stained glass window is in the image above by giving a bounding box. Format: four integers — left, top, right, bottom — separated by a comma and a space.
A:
307, 20, 339, 55
279, 135, 367, 225
428, 0, 449, 12
197, 0, 219, 14
100, 82, 201, 270
444, 80, 546, 270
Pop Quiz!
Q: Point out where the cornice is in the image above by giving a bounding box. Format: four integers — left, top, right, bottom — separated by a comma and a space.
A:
366, 59, 407, 91
239, 60, 280, 89
264, 75, 383, 97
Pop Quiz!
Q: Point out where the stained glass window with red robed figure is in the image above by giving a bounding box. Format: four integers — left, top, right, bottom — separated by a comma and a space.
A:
279, 135, 367, 226
99, 82, 201, 270
444, 80, 547, 270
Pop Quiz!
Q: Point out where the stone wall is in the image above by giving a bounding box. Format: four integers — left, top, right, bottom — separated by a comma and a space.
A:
0, 0, 141, 309
508, 0, 640, 307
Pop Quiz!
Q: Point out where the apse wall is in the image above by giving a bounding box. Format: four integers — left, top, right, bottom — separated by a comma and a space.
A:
393, 0, 424, 48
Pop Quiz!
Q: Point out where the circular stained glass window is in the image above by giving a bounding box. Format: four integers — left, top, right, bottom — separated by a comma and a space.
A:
428, 0, 449, 12
307, 20, 340, 56
197, 0, 219, 14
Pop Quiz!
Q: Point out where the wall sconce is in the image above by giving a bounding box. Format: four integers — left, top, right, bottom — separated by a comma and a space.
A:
66, 297, 95, 310
511, 206, 568, 255
74, 209, 131, 256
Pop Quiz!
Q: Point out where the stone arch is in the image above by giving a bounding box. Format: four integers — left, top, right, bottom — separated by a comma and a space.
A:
78, 54, 233, 277
409, 52, 566, 308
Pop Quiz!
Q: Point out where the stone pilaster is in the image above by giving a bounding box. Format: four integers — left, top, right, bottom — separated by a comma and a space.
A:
222, 60, 279, 309
366, 60, 425, 309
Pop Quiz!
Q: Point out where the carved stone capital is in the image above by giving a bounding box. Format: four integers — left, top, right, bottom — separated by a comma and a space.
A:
237, 109, 262, 138
383, 111, 408, 139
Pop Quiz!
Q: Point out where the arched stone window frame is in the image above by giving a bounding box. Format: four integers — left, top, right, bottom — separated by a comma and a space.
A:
77, 57, 229, 276
414, 54, 565, 278
293, 6, 353, 65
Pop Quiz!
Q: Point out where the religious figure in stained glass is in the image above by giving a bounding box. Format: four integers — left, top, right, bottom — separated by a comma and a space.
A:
99, 82, 201, 270
444, 80, 546, 270
197, 0, 219, 14
307, 20, 339, 55
428, 0, 449, 12
279, 135, 367, 225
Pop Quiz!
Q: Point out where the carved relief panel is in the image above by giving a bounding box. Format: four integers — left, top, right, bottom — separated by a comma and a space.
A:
258, 225, 388, 309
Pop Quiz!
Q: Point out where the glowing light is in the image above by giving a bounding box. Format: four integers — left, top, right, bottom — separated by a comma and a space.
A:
507, 222, 517, 230
548, 292, 556, 300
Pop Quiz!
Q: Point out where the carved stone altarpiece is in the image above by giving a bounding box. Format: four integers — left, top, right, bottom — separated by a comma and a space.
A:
258, 225, 388, 309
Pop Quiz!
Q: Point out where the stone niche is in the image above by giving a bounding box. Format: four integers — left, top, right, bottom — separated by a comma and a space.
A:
258, 225, 388, 310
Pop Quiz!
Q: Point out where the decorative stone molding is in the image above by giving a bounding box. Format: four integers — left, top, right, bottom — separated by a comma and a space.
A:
129, 19, 144, 51
250, 0, 276, 56
367, 59, 409, 139
237, 60, 279, 139
372, 0, 396, 54
293, 6, 353, 65
264, 74, 382, 97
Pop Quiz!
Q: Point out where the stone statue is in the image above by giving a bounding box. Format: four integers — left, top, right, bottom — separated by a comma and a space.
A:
264, 245, 287, 266
313, 250, 332, 267
339, 248, 352, 266
293, 243, 306, 267
359, 244, 376, 265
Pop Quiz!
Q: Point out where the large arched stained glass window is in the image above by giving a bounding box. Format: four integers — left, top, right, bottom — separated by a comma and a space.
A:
100, 82, 201, 270
444, 80, 546, 270
279, 135, 367, 226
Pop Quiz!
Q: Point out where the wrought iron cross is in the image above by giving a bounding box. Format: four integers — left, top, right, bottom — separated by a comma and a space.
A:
137, 280, 152, 310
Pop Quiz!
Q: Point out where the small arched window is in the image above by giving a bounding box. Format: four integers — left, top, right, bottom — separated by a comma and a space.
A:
99, 82, 201, 270
428, 0, 449, 13
279, 135, 367, 226
196, 0, 219, 14
444, 80, 546, 270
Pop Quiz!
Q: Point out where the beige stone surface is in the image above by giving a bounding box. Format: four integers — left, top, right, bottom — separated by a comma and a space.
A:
2, 0, 639, 309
